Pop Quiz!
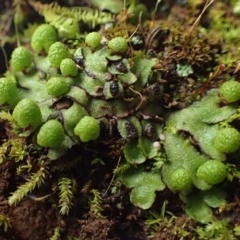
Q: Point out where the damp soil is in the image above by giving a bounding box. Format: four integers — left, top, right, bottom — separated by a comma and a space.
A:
0, 159, 195, 240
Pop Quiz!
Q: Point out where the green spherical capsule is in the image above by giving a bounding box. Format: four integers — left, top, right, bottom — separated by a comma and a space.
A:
74, 116, 100, 142
60, 58, 78, 77
197, 160, 227, 185
171, 168, 192, 191
85, 32, 101, 48
11, 46, 32, 72
37, 120, 65, 148
31, 24, 58, 53
48, 42, 71, 68
219, 80, 240, 103
108, 37, 128, 53
0, 77, 19, 107
214, 127, 240, 153
13, 99, 42, 128
46, 77, 69, 97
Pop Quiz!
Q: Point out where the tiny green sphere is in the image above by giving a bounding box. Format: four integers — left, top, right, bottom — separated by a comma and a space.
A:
11, 46, 32, 72
197, 160, 227, 185
46, 77, 69, 97
85, 32, 101, 48
31, 24, 58, 53
13, 99, 42, 128
60, 58, 78, 77
48, 42, 71, 68
74, 116, 100, 142
219, 80, 240, 103
108, 37, 128, 53
171, 168, 192, 191
0, 77, 19, 107
37, 120, 65, 148
214, 127, 240, 153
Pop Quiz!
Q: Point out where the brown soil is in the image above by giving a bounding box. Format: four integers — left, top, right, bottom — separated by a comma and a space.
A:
0, 158, 190, 240
0, 160, 148, 240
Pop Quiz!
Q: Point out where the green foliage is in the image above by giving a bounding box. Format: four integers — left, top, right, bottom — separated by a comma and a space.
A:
8, 166, 48, 205
165, 89, 237, 161
46, 15, 80, 39
127, 2, 148, 24
122, 136, 161, 164
0, 111, 14, 126
184, 187, 226, 223
50, 227, 61, 240
172, 222, 191, 240
196, 219, 237, 240
4, 0, 240, 229
0, 142, 8, 164
162, 132, 211, 192
58, 177, 74, 215
234, 225, 240, 237
66, 87, 89, 107
88, 0, 124, 13
28, 1, 113, 28
117, 116, 142, 140
90, 189, 105, 218
16, 159, 32, 175
132, 54, 157, 87
226, 163, 240, 181
138, 137, 161, 158
123, 139, 146, 164
176, 63, 193, 77
0, 137, 28, 164
0, 214, 11, 232
220, 108, 240, 128
113, 162, 131, 174
144, 201, 176, 231
119, 166, 165, 209
9, 138, 28, 162
162, 89, 238, 221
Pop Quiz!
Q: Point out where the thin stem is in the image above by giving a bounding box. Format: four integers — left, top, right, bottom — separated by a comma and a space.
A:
189, 0, 214, 34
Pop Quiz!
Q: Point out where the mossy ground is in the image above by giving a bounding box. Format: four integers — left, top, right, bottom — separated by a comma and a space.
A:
1, 0, 240, 239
